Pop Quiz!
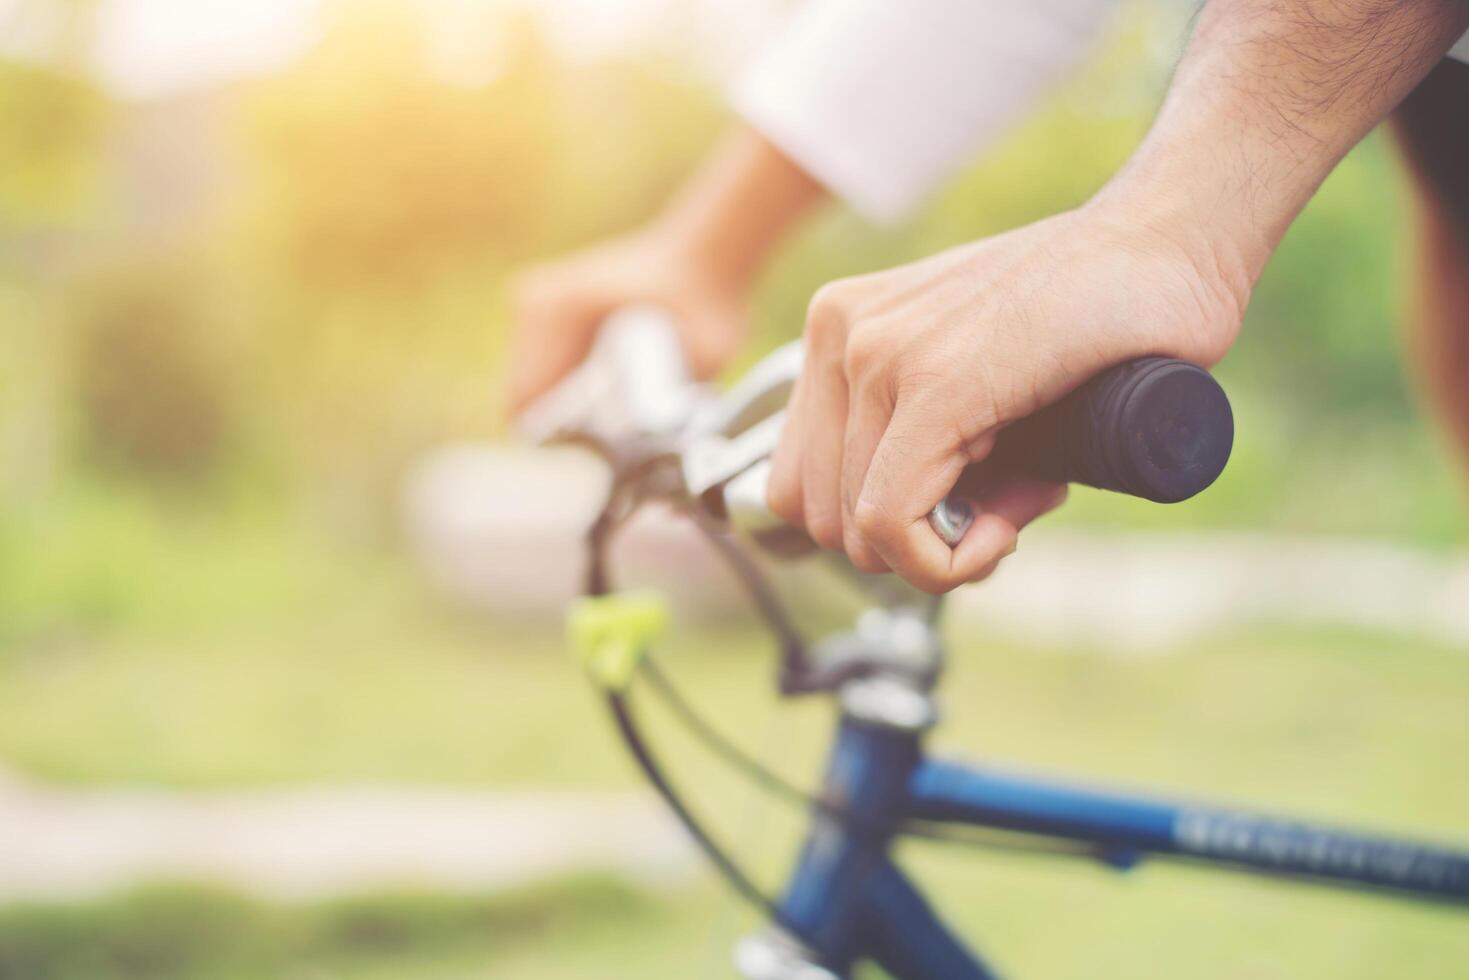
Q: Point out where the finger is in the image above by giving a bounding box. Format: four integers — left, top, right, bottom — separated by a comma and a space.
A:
840, 386, 893, 573
963, 556, 1004, 586
950, 480, 1067, 584
507, 305, 595, 416
947, 511, 1020, 587
852, 399, 981, 594
766, 375, 808, 529
680, 308, 743, 381
970, 478, 1068, 535
798, 353, 850, 552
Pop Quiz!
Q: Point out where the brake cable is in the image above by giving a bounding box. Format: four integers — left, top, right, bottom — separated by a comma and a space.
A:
581, 489, 793, 927
576, 491, 1103, 929
640, 653, 1103, 859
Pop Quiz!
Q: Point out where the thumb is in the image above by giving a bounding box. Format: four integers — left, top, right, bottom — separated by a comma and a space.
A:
506, 306, 599, 417
678, 305, 745, 381
853, 399, 986, 594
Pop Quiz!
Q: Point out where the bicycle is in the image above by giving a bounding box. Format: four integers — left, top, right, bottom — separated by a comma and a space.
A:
520, 306, 1469, 979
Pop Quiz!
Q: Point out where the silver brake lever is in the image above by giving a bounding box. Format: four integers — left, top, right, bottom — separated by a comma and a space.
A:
516, 305, 702, 450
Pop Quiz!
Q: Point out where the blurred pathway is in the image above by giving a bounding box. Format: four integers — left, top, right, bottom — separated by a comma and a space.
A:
0, 771, 694, 900
948, 531, 1469, 653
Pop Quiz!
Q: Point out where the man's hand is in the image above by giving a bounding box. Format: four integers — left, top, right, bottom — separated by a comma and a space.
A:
771, 0, 1469, 594
768, 204, 1245, 594
507, 228, 747, 415
507, 130, 824, 416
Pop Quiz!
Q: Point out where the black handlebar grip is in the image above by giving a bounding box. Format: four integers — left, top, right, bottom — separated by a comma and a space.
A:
964, 357, 1234, 503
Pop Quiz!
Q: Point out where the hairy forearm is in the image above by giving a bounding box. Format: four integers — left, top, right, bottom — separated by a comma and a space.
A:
1098, 0, 1469, 294
658, 127, 826, 291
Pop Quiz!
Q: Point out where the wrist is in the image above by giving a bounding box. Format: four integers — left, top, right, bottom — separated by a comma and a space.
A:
1078, 188, 1254, 363
1090, 138, 1278, 301
1093, 142, 1281, 288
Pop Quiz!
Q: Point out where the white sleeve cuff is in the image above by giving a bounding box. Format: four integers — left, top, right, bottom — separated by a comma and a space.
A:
731, 0, 1117, 224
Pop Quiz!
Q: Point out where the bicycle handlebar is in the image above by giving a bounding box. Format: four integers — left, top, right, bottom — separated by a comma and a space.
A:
983, 357, 1233, 502
929, 358, 1234, 545
521, 307, 1234, 555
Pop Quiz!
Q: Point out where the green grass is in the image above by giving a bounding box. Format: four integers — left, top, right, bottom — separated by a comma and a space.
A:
3, 559, 1467, 827
1, 488, 1468, 977
0, 877, 726, 980
2, 584, 1468, 979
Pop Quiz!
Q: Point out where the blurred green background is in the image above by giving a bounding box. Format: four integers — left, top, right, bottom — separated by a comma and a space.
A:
1, 0, 1467, 977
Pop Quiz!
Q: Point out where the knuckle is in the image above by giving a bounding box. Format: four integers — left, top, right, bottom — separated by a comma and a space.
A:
805, 282, 851, 348
844, 532, 887, 573
851, 498, 895, 541
842, 324, 885, 380
766, 470, 802, 525
805, 506, 844, 552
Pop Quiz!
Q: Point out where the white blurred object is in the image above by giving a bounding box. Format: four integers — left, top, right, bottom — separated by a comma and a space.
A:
516, 306, 702, 449
947, 531, 1469, 654
404, 444, 743, 616
73, 0, 785, 101
730, 0, 1121, 223
92, 0, 323, 99
0, 769, 691, 899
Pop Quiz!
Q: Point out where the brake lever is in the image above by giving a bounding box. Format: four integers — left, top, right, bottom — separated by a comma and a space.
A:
516, 305, 704, 455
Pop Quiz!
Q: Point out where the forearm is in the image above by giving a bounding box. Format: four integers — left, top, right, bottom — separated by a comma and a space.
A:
657, 127, 826, 291
1097, 0, 1469, 295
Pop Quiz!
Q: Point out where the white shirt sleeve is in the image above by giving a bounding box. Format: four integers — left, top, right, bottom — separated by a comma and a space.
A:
731, 0, 1119, 224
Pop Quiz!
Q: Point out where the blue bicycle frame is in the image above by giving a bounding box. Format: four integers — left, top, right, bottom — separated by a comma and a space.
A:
771, 716, 1469, 979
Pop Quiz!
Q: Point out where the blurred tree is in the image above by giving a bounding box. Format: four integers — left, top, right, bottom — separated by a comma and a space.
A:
1241, 134, 1412, 418
0, 59, 106, 228
220, 2, 726, 529
66, 261, 234, 481
240, 1, 558, 290
0, 0, 1427, 545
0, 0, 106, 230
222, 2, 569, 524
540, 53, 721, 250
0, 0, 106, 510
